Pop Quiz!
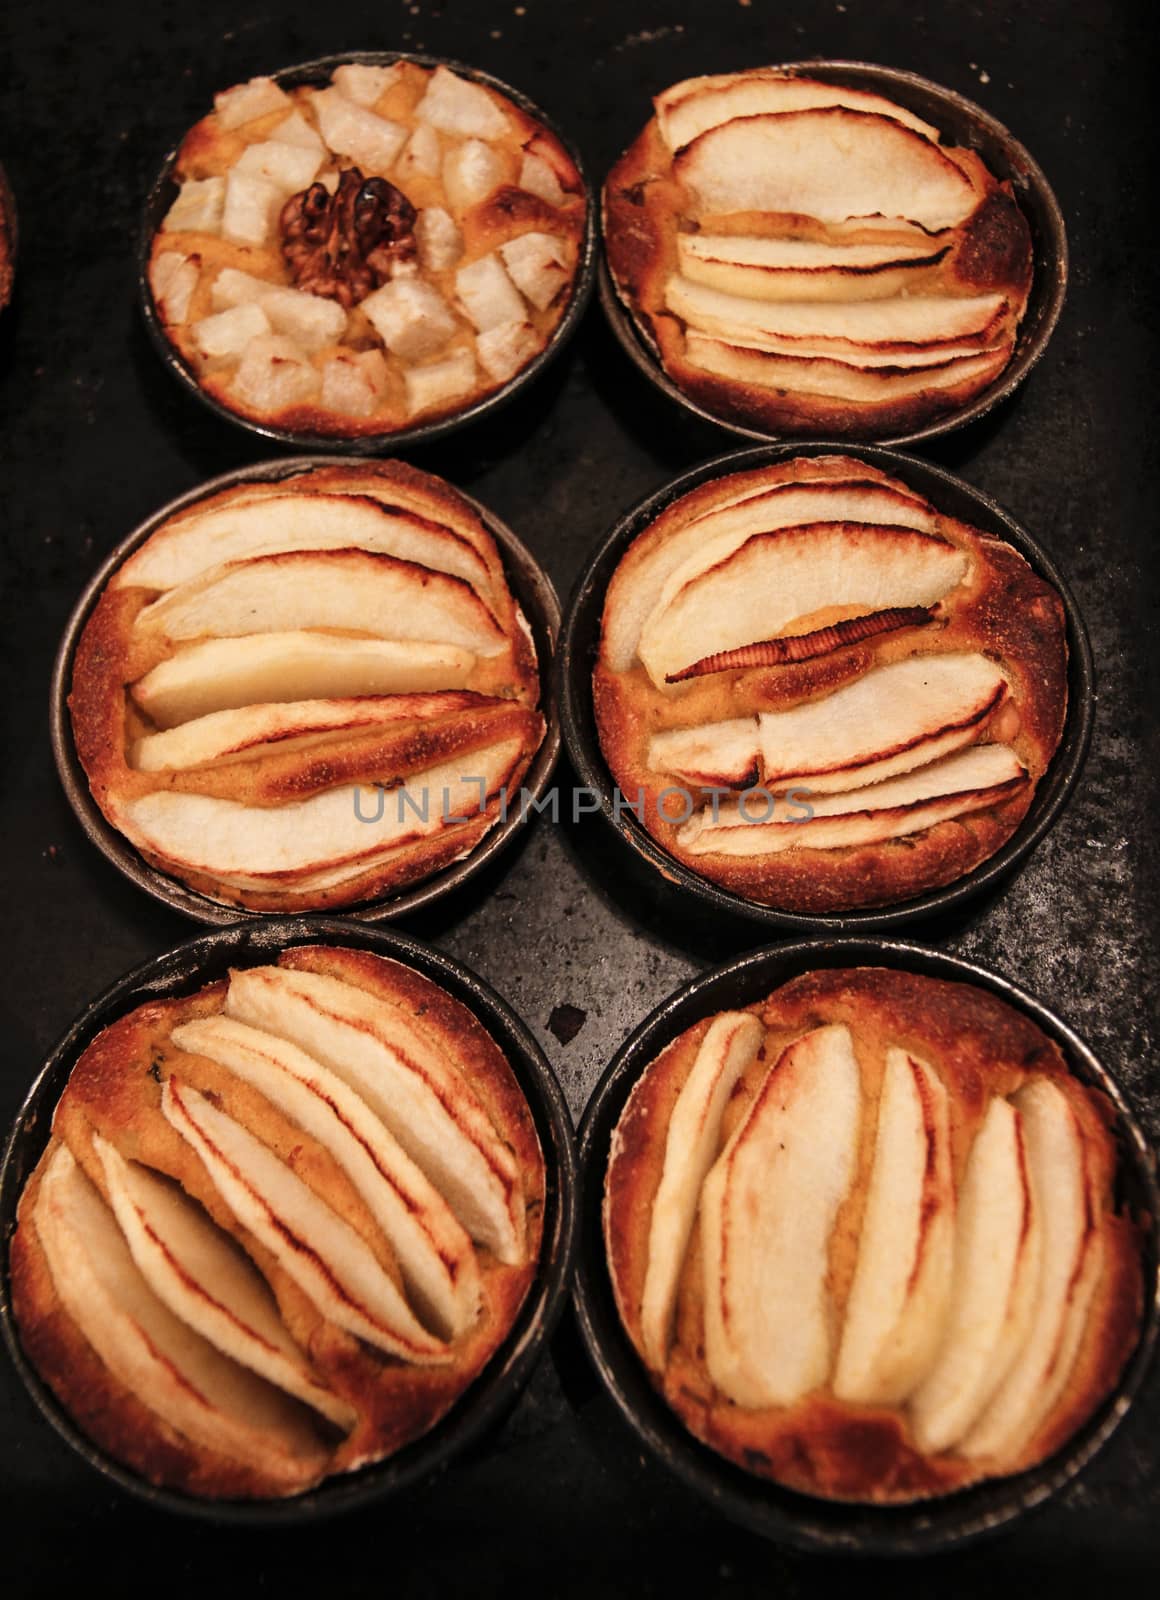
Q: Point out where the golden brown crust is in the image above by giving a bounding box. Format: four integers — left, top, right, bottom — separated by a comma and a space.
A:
594, 454, 1068, 913
10, 945, 546, 1499
68, 459, 545, 912
603, 75, 1033, 438
603, 968, 1145, 1504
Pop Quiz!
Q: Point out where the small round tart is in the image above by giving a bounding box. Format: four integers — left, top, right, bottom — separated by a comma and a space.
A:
68, 459, 545, 913
10, 943, 546, 1500
593, 453, 1067, 914
603, 967, 1144, 1504
604, 68, 1033, 438
148, 60, 587, 437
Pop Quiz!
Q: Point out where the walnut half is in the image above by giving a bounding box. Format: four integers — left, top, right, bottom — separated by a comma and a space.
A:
279, 167, 418, 309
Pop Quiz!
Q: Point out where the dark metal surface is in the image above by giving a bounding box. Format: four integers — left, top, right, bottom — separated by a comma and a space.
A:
558, 441, 1095, 933
1, 0, 1157, 1592
139, 51, 598, 455
49, 455, 562, 922
574, 938, 1159, 1556
599, 59, 1068, 449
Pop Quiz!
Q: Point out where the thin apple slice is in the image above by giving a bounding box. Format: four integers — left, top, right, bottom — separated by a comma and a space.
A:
114, 493, 496, 602
677, 743, 1027, 856
684, 332, 1011, 402
677, 233, 947, 302
666, 276, 1007, 352
701, 1024, 862, 1407
131, 693, 481, 772
656, 71, 941, 150
161, 1078, 448, 1363
92, 1135, 354, 1428
960, 1079, 1103, 1462
638, 522, 968, 687
833, 1050, 954, 1404
35, 1143, 329, 1483
170, 1015, 481, 1340
639, 1013, 764, 1369
131, 634, 477, 730
116, 735, 525, 885
648, 717, 761, 789
224, 966, 524, 1263
910, 1097, 1042, 1453
132, 550, 506, 656
674, 110, 979, 230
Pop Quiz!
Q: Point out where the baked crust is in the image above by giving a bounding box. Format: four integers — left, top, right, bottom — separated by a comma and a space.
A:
603, 76, 1033, 438
603, 967, 1145, 1503
150, 60, 587, 436
593, 453, 1068, 913
68, 459, 545, 912
11, 944, 546, 1499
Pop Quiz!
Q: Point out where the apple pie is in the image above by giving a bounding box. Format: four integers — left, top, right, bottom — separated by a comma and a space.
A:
603, 967, 1144, 1503
10, 943, 546, 1499
68, 460, 545, 912
604, 69, 1033, 436
593, 453, 1068, 913
148, 61, 587, 436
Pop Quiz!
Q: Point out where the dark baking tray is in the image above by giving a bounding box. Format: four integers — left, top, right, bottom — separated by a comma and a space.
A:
49, 455, 561, 924
599, 60, 1067, 449
558, 440, 1094, 934
574, 937, 1159, 1555
0, 916, 578, 1523
139, 51, 597, 455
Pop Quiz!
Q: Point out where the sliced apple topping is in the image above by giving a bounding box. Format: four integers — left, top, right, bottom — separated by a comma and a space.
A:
668, 606, 936, 681
161, 1078, 449, 1363
92, 1135, 354, 1429
639, 1012, 764, 1369
677, 234, 948, 303
131, 633, 478, 729
701, 1024, 862, 1407
683, 332, 1011, 402
674, 109, 979, 231
131, 549, 506, 656
35, 1143, 329, 1483
960, 1079, 1103, 1462
224, 965, 525, 1263
656, 71, 941, 151
676, 743, 1027, 857
648, 718, 762, 790
833, 1050, 954, 1404
637, 522, 968, 688
910, 1097, 1042, 1453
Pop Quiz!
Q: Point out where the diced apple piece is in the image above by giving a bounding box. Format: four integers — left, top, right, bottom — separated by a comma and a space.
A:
403, 348, 478, 416
656, 71, 941, 151
162, 176, 225, 235
701, 1025, 862, 1407
442, 138, 505, 210
455, 254, 525, 332
499, 232, 569, 310
397, 123, 442, 182
834, 1050, 955, 1404
150, 251, 199, 324
215, 76, 292, 131
639, 1012, 764, 1369
131, 634, 476, 728
475, 320, 540, 383
35, 1143, 327, 1484
221, 170, 285, 246
171, 1016, 482, 1339
270, 109, 325, 153
362, 278, 458, 360
311, 87, 407, 173
320, 348, 388, 416
161, 1078, 447, 1362
233, 334, 322, 411
210, 266, 268, 310
910, 1097, 1042, 1453
225, 965, 525, 1262
331, 61, 402, 108
193, 302, 272, 360
93, 1134, 353, 1428
415, 206, 464, 271
415, 64, 510, 140
519, 151, 566, 206
254, 284, 347, 351
235, 139, 324, 193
